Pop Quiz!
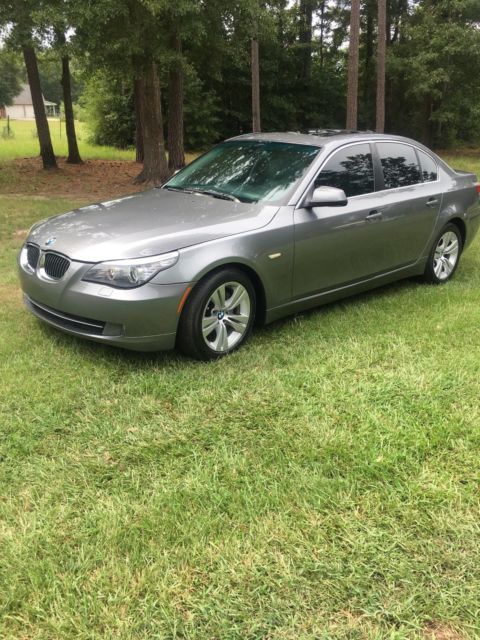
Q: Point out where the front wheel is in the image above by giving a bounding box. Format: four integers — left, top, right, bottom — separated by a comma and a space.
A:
421, 223, 462, 284
177, 268, 256, 360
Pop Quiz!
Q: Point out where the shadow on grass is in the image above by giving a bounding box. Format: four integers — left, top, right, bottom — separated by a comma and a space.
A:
35, 275, 426, 369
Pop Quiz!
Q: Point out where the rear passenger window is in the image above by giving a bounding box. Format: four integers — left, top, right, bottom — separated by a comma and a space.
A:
314, 143, 374, 198
377, 142, 422, 189
417, 149, 438, 182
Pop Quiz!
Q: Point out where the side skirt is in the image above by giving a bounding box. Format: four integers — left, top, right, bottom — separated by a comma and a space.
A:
265, 260, 426, 324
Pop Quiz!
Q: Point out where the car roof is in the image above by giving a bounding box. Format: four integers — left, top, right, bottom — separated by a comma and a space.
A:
227, 130, 426, 149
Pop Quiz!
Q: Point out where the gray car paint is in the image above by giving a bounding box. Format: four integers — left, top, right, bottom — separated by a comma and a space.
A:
28, 188, 280, 262
18, 132, 480, 352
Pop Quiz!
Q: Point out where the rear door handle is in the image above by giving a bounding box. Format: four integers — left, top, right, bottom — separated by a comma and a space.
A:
366, 210, 383, 221
426, 198, 439, 207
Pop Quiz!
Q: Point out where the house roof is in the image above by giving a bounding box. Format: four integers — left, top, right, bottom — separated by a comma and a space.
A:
11, 83, 56, 107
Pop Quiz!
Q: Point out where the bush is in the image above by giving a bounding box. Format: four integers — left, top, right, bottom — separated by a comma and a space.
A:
182, 72, 221, 151
79, 71, 135, 149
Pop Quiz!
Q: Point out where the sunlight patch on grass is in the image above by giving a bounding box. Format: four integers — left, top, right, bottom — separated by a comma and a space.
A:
0, 119, 135, 161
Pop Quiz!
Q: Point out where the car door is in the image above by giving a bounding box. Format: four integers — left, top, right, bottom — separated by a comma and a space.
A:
368, 142, 442, 270
293, 142, 392, 298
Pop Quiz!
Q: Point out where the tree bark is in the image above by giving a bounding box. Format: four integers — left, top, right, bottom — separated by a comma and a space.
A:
251, 37, 261, 133
134, 62, 171, 186
22, 45, 57, 169
363, 0, 374, 127
167, 33, 185, 171
376, 0, 387, 132
299, 0, 313, 84
346, 0, 360, 130
61, 54, 82, 163
421, 97, 433, 147
299, 0, 314, 127
134, 77, 144, 163
319, 0, 326, 69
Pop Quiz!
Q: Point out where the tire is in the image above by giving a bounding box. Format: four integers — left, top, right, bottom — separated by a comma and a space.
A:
421, 223, 463, 284
177, 268, 256, 361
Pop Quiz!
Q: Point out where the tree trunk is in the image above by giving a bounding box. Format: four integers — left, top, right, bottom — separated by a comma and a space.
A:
299, 0, 313, 84
22, 45, 57, 169
346, 0, 360, 130
61, 54, 82, 163
299, 0, 314, 127
167, 33, 185, 171
251, 37, 261, 133
363, 0, 374, 128
376, 0, 387, 132
134, 77, 144, 163
319, 0, 326, 69
134, 62, 171, 186
421, 97, 433, 147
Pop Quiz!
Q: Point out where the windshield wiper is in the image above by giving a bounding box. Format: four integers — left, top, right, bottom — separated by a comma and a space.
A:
189, 188, 241, 203
163, 186, 191, 193
164, 185, 242, 202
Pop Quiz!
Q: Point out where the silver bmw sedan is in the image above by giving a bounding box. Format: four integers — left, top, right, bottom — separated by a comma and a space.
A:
18, 131, 480, 360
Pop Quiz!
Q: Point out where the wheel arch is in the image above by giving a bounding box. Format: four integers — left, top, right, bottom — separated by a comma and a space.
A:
190, 261, 267, 326
447, 216, 466, 247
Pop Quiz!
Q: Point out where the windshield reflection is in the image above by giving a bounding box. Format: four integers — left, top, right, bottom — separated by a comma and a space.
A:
165, 141, 320, 203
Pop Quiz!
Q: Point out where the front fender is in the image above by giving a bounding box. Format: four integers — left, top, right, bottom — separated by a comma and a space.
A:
151, 206, 295, 310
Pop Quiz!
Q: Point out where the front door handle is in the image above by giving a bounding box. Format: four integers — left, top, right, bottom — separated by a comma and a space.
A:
366, 210, 383, 221
426, 198, 439, 207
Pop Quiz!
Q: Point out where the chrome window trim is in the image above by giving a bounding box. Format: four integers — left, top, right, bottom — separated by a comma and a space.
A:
294, 140, 377, 208
414, 146, 441, 186
375, 139, 440, 189
294, 139, 441, 208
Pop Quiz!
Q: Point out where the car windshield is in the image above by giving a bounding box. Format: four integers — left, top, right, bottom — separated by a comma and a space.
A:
164, 140, 320, 203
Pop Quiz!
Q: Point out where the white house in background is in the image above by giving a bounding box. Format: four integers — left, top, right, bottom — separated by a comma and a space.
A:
2, 84, 58, 119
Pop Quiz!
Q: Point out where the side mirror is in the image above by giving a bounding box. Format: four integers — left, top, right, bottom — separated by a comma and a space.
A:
305, 186, 348, 207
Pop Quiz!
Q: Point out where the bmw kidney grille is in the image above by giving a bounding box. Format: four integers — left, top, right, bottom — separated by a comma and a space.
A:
26, 243, 70, 280
26, 243, 40, 270
43, 252, 70, 279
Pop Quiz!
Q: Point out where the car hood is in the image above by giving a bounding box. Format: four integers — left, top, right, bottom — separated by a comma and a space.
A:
29, 188, 280, 262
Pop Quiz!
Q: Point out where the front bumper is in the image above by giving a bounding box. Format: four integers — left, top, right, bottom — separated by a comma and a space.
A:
18, 257, 189, 351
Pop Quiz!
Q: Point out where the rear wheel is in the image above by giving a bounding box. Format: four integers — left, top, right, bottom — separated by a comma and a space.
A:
177, 268, 256, 360
422, 223, 462, 284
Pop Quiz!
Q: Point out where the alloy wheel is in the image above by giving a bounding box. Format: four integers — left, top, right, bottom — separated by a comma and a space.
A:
202, 281, 251, 353
433, 230, 460, 281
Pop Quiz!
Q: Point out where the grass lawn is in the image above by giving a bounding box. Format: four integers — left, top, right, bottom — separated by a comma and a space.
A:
1, 160, 480, 638
0, 118, 135, 161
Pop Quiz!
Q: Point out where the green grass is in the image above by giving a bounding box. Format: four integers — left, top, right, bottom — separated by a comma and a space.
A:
1, 185, 480, 638
0, 119, 135, 161
442, 153, 480, 178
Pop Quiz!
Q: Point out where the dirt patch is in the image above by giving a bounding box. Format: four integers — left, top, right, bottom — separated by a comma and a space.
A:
0, 157, 148, 201
12, 229, 29, 239
423, 622, 465, 640
0, 284, 23, 305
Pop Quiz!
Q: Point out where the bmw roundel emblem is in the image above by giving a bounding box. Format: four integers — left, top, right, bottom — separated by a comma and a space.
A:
45, 236, 57, 247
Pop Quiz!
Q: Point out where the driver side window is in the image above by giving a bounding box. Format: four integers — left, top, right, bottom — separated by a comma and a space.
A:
314, 143, 374, 198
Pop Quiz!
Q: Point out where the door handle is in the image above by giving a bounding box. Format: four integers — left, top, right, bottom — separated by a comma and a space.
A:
426, 198, 439, 207
366, 210, 383, 221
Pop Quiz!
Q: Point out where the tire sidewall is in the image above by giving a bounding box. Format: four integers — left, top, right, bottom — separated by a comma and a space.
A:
425, 223, 463, 284
178, 268, 256, 360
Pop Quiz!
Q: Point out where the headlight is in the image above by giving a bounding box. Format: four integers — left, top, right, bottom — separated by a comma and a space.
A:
82, 251, 179, 288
